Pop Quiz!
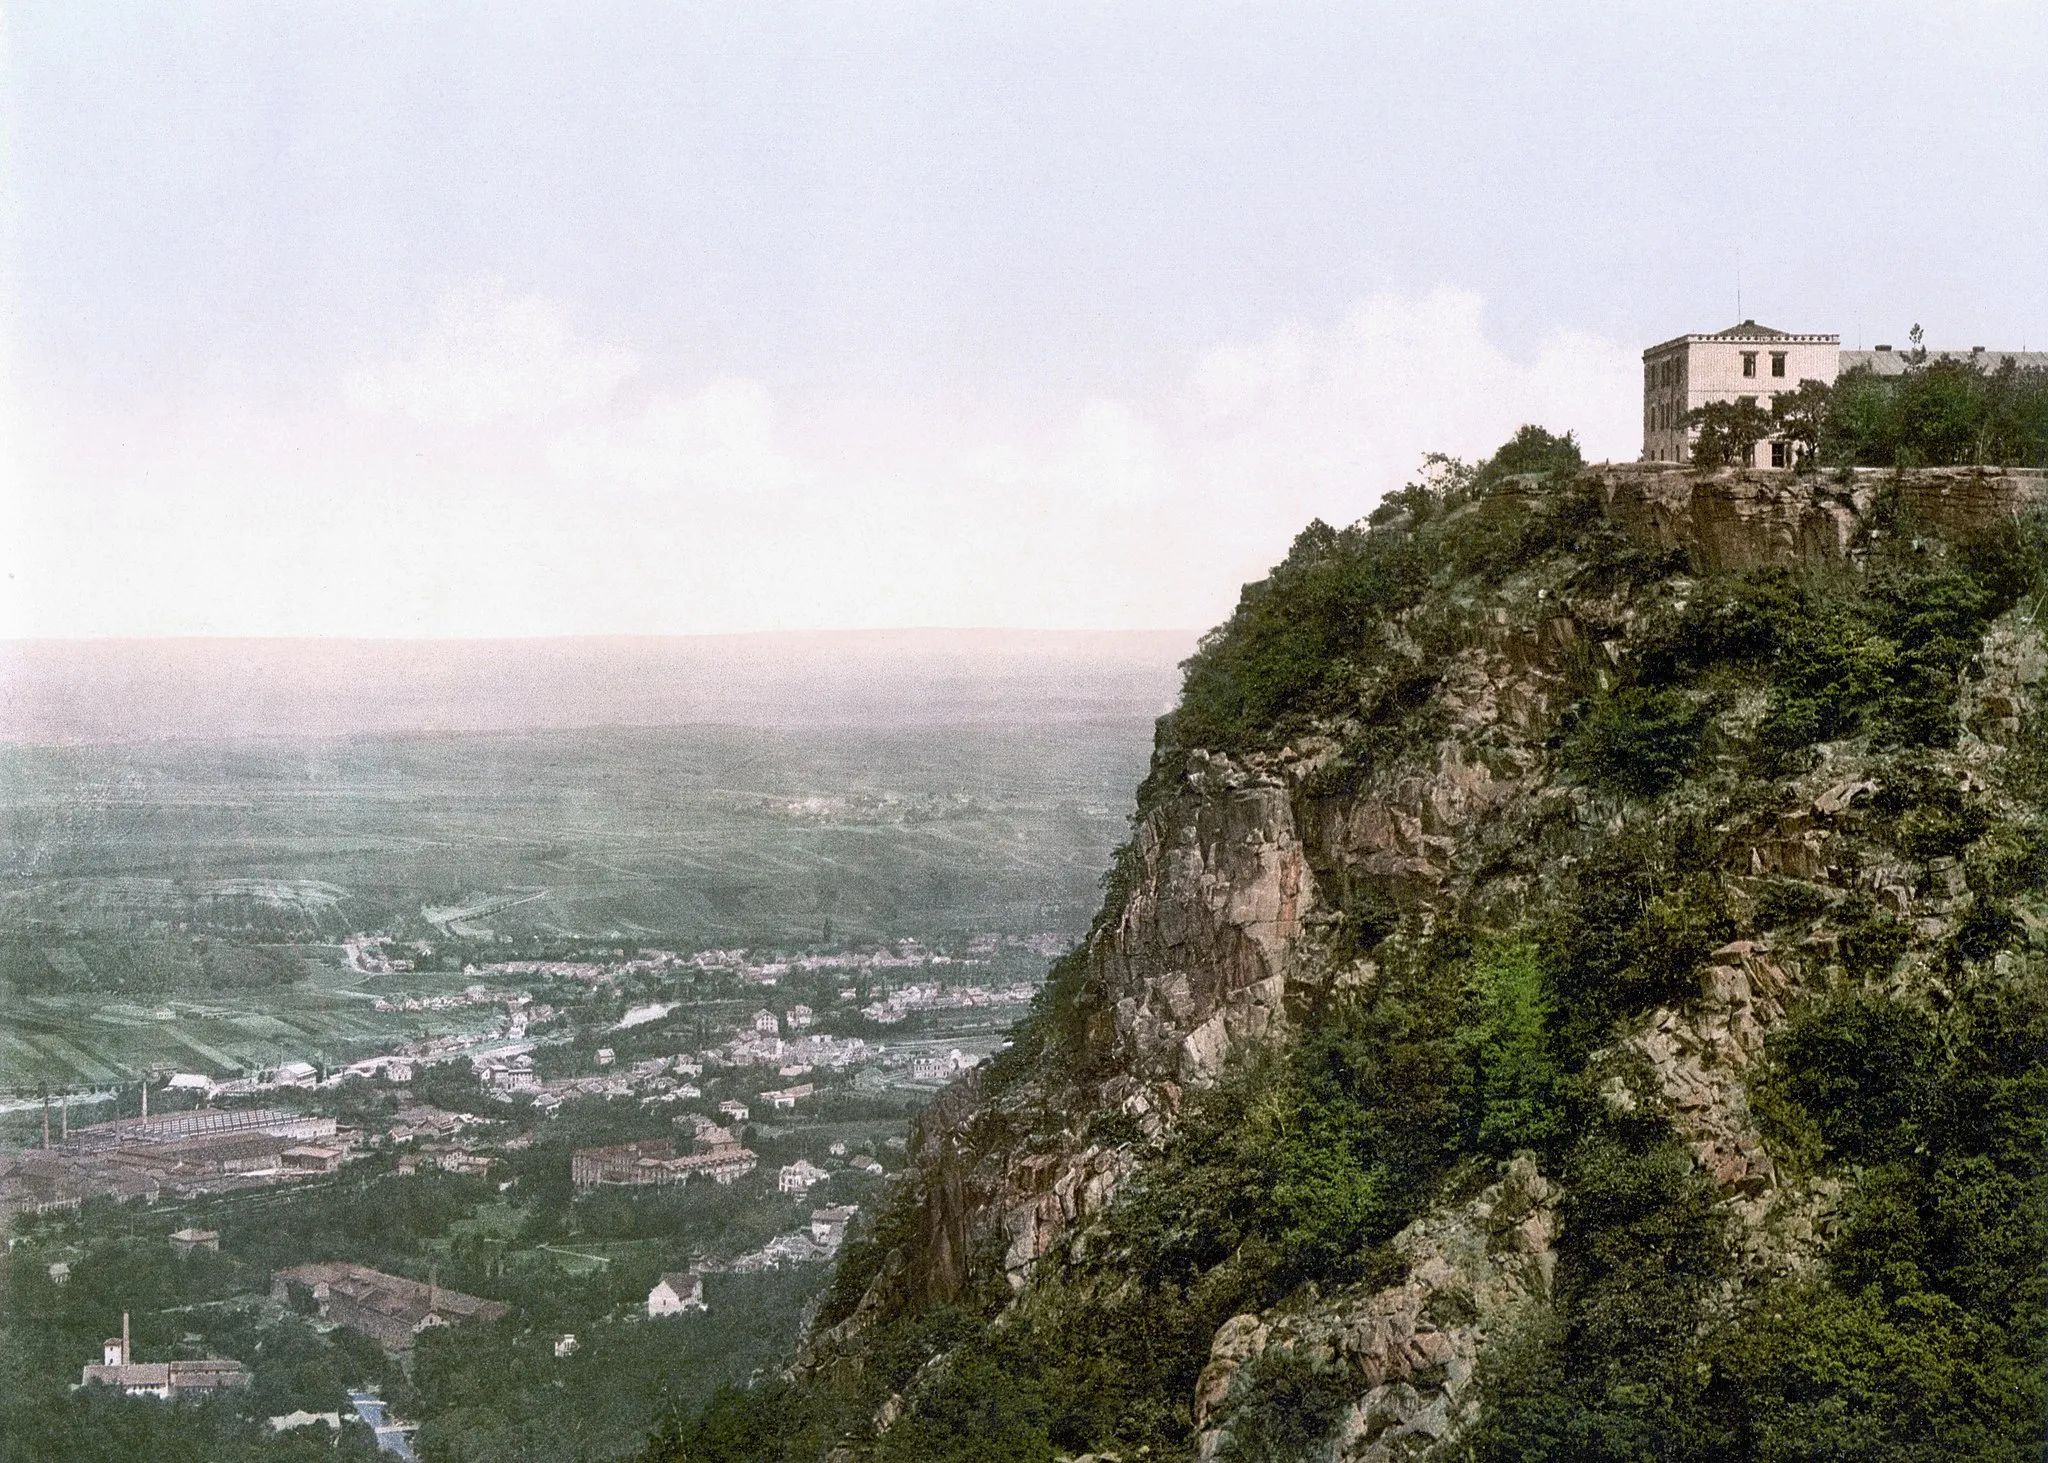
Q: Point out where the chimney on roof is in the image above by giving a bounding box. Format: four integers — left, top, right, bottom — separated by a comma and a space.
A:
1973, 346, 1986, 354
1876, 344, 1892, 352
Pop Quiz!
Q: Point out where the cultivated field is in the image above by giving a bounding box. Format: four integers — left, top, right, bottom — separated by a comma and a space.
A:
0, 718, 1157, 1090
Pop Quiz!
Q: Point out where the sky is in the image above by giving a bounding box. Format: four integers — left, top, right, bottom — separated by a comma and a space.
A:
2, 1, 2043, 639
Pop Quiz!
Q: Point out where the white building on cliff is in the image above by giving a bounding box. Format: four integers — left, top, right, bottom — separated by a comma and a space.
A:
1644, 320, 2048, 467
1641, 321, 1838, 466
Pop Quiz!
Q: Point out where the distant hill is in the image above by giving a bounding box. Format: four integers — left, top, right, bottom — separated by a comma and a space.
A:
0, 630, 1193, 744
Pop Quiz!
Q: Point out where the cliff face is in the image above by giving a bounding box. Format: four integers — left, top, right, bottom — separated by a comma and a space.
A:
1590, 462, 2043, 570
776, 462, 2048, 1462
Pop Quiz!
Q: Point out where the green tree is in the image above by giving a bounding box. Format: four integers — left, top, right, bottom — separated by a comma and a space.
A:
1685, 398, 1776, 470
1459, 942, 1565, 1153
1769, 378, 1833, 470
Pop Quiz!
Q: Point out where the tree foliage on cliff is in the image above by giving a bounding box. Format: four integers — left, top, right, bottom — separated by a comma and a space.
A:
1764, 353, 2048, 470
1163, 427, 1596, 758
1473, 960, 2048, 1463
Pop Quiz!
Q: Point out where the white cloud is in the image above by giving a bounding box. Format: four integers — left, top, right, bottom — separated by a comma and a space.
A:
5, 286, 1640, 638
549, 378, 802, 499
1176, 288, 1638, 524
344, 278, 640, 427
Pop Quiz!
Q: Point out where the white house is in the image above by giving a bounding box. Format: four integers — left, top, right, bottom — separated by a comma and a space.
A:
785, 1004, 814, 1031
646, 1271, 706, 1317
778, 1159, 829, 1195
1641, 321, 1839, 466
752, 1009, 780, 1035
717, 1099, 750, 1123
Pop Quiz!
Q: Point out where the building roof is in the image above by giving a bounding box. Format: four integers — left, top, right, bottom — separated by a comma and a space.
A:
1644, 323, 1840, 356
83, 1358, 248, 1390
1841, 348, 2048, 378
1709, 319, 1790, 338
273, 1261, 507, 1326
169, 1227, 219, 1242
654, 1270, 700, 1292
85, 1362, 172, 1387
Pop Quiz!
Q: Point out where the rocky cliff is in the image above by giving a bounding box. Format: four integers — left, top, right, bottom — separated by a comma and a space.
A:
666, 457, 2048, 1463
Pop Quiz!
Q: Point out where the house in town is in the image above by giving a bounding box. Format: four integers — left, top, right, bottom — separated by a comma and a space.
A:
647, 1271, 707, 1317
778, 1159, 829, 1195
169, 1227, 220, 1256
270, 1263, 507, 1350
810, 1204, 858, 1249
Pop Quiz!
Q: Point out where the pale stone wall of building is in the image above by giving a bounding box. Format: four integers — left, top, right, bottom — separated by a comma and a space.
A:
1643, 323, 1839, 465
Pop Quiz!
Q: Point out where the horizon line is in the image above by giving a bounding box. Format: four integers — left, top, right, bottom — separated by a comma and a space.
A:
0, 626, 1204, 646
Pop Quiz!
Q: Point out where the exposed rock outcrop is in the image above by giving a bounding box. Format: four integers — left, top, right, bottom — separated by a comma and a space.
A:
1102, 759, 1314, 1091
1192, 1155, 1560, 1462
1591, 463, 2045, 569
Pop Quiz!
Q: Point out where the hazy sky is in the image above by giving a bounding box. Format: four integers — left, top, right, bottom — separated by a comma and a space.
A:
4, 2, 2043, 638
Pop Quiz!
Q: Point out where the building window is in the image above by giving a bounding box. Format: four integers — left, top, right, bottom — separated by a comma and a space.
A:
1770, 352, 1787, 378
1742, 352, 1758, 377
1771, 440, 1789, 468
